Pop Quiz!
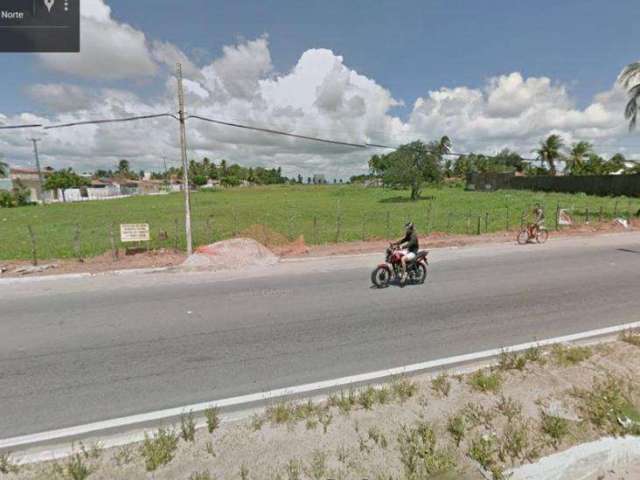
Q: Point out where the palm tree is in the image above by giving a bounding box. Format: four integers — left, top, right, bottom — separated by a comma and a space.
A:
619, 62, 640, 130
566, 141, 593, 174
534, 134, 564, 176
0, 160, 8, 178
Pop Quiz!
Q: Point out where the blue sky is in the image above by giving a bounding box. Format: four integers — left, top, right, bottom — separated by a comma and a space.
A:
0, 0, 638, 175
2, 0, 638, 115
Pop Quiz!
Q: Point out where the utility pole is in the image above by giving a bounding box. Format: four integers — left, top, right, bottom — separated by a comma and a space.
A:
30, 138, 45, 205
176, 63, 193, 255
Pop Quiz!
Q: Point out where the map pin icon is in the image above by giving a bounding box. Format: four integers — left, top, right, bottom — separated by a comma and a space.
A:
44, 0, 55, 13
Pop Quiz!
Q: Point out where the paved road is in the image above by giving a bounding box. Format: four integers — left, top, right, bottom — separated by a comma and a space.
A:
1, 233, 639, 439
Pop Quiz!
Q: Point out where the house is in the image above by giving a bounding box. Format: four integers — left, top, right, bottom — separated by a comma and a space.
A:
10, 168, 44, 202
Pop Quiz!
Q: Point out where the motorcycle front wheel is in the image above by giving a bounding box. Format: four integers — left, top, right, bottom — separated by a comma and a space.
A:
517, 229, 529, 245
371, 266, 391, 288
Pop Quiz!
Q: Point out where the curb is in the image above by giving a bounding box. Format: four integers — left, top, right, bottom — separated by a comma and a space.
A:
3, 320, 639, 462
0, 266, 171, 285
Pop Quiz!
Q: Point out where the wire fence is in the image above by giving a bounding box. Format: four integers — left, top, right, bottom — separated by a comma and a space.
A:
5, 196, 639, 264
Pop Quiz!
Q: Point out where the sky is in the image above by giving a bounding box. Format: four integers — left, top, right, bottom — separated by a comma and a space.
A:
1, 0, 639, 178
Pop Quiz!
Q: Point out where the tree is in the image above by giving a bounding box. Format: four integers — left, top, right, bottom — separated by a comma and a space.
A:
566, 141, 593, 174
117, 159, 130, 175
534, 134, 564, 176
381, 140, 444, 200
619, 62, 640, 130
44, 168, 89, 202
0, 159, 8, 178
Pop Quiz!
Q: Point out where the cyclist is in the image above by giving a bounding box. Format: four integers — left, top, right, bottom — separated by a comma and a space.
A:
531, 203, 545, 239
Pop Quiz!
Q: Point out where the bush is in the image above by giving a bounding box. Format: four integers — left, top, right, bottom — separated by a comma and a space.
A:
540, 412, 570, 447
139, 427, 179, 471
398, 421, 456, 479
204, 407, 221, 434
468, 370, 502, 394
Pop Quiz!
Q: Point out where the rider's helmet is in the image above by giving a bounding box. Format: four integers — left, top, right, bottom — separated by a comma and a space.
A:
405, 221, 415, 232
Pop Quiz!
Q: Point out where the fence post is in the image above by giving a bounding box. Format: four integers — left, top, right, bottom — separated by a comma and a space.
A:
287, 212, 295, 241
313, 215, 318, 244
446, 211, 452, 233
110, 222, 118, 261
614, 200, 619, 217
476, 216, 481, 235
232, 208, 239, 237
174, 218, 179, 252
466, 212, 471, 234
74, 224, 82, 262
555, 203, 560, 231
361, 214, 367, 241
506, 207, 510, 231
485, 212, 489, 233
27, 225, 37, 266
207, 215, 215, 244
599, 206, 604, 224
335, 200, 341, 242
385, 211, 390, 239
585, 207, 590, 224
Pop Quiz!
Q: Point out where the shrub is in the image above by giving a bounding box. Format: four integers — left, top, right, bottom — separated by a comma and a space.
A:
447, 414, 465, 446
495, 395, 522, 421
357, 386, 376, 410
540, 412, 570, 448
180, 411, 196, 442
0, 453, 19, 474
621, 330, 640, 347
392, 377, 418, 402
65, 453, 93, 480
498, 350, 527, 371
551, 344, 592, 366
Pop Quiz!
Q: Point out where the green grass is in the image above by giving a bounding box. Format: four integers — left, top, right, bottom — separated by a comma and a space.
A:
1, 184, 638, 261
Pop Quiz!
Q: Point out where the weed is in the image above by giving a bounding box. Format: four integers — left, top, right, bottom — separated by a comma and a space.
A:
358, 435, 371, 454
468, 435, 497, 471
319, 411, 333, 434
306, 417, 319, 430
335, 445, 349, 464
499, 421, 530, 462
190, 471, 213, 480
205, 440, 216, 457
446, 414, 466, 447
65, 453, 93, 480
540, 412, 570, 448
240, 464, 250, 480
267, 402, 295, 425
621, 330, 640, 347
251, 414, 265, 431
0, 453, 19, 474
181, 410, 197, 442
462, 403, 496, 429
357, 386, 377, 410
495, 395, 522, 421
431, 373, 451, 398
551, 344, 592, 366
329, 390, 357, 414
376, 386, 392, 404
572, 374, 640, 435
392, 376, 418, 403
498, 350, 527, 371
468, 369, 502, 394
139, 427, 179, 472
398, 421, 456, 479
368, 426, 388, 449
112, 445, 134, 467
307, 450, 327, 480
286, 458, 302, 480
78, 441, 103, 460
294, 400, 320, 420
204, 407, 221, 433
524, 345, 544, 364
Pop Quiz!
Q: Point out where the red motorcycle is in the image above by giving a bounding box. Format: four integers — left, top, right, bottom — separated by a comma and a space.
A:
371, 244, 429, 288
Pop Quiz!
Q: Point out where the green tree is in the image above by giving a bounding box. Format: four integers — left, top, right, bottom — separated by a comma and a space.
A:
619, 61, 640, 130
566, 141, 593, 174
534, 134, 564, 176
44, 168, 89, 202
0, 159, 8, 178
382, 140, 444, 200
117, 159, 131, 176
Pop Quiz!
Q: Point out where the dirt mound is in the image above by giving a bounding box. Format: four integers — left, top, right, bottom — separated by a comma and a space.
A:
182, 237, 279, 271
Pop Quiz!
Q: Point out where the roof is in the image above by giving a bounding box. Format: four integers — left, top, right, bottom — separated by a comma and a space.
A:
10, 167, 39, 175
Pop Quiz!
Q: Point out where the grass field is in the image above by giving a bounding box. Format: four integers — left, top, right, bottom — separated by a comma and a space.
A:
1, 184, 639, 261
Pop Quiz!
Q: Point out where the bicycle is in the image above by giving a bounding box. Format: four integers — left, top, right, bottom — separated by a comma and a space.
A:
517, 223, 549, 245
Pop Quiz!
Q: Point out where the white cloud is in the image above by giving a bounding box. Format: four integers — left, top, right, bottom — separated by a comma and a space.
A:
38, 0, 157, 79
25, 84, 94, 112
3, 30, 635, 178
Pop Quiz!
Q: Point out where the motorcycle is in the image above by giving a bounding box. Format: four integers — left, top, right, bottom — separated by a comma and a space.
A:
371, 244, 429, 288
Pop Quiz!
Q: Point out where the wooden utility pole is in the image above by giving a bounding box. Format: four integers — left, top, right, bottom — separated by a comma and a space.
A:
176, 63, 193, 255
30, 138, 45, 204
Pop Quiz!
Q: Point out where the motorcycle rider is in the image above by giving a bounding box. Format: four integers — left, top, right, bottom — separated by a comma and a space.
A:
393, 222, 419, 281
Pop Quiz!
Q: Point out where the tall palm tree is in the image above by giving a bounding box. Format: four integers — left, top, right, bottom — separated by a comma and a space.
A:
534, 134, 564, 176
0, 159, 8, 178
566, 141, 593, 174
619, 62, 640, 130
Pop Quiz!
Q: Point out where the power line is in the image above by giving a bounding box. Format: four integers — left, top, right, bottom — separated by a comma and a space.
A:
0, 123, 42, 130
44, 113, 177, 130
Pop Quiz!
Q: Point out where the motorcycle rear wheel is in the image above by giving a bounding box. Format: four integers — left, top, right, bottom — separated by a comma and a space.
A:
371, 266, 391, 288
414, 263, 427, 284
536, 229, 549, 244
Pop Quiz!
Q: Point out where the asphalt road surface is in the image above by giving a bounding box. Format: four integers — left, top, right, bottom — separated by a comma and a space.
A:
1, 233, 639, 439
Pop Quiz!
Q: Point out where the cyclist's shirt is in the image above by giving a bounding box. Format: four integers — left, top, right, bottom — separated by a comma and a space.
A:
534, 208, 545, 225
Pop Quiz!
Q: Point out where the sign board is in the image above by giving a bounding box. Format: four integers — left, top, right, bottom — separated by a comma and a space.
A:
558, 210, 573, 226
120, 224, 150, 242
